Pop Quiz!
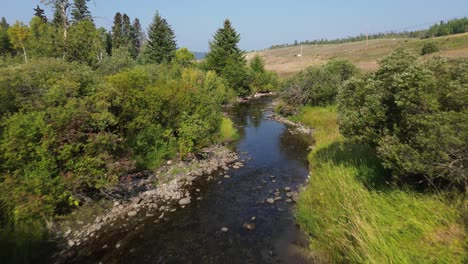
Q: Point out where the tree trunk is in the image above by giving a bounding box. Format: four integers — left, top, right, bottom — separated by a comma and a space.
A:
22, 45, 28, 63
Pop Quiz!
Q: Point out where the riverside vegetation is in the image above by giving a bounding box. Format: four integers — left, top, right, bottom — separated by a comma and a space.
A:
278, 50, 466, 263
0, 3, 278, 262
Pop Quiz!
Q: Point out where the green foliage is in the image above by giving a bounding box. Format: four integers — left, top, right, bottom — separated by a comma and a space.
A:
249, 55, 279, 92
71, 0, 92, 23
280, 60, 358, 106
175, 48, 196, 67
205, 19, 251, 97
425, 17, 468, 38
97, 47, 135, 75
218, 117, 239, 142
144, 12, 177, 64
292, 106, 465, 264
421, 41, 439, 55
65, 20, 103, 65
0, 18, 13, 56
338, 50, 467, 189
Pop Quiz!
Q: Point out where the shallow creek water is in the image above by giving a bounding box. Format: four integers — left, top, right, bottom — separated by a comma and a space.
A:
60, 98, 314, 263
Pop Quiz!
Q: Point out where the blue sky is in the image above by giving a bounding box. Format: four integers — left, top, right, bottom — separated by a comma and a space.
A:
2, 0, 467, 51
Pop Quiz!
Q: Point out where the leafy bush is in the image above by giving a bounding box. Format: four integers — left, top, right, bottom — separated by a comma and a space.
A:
338, 50, 467, 189
0, 60, 230, 244
279, 60, 358, 106
421, 41, 439, 55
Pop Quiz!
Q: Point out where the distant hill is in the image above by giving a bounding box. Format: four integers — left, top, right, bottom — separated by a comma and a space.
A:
193, 52, 207, 60
249, 33, 468, 78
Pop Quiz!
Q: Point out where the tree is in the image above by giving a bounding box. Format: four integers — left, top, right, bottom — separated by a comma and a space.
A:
205, 19, 250, 96
33, 5, 48, 22
144, 12, 176, 64
111, 12, 123, 50
41, 0, 71, 38
71, 0, 92, 23
175, 48, 195, 67
7, 21, 29, 63
129, 18, 144, 58
65, 20, 101, 65
0, 17, 12, 55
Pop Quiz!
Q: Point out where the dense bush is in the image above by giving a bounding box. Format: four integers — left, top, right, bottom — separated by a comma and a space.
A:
0, 59, 233, 242
421, 41, 439, 55
338, 50, 467, 189
279, 60, 358, 106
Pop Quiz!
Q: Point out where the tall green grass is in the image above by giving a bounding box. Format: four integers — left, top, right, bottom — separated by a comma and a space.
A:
218, 117, 239, 142
293, 106, 465, 263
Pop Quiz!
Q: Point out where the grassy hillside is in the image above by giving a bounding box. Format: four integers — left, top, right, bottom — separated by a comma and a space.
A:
249, 33, 468, 77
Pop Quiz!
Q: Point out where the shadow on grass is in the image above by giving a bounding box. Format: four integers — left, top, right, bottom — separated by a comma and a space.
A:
313, 141, 392, 191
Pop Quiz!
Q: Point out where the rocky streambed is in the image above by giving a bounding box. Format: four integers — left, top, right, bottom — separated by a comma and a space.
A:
53, 97, 316, 263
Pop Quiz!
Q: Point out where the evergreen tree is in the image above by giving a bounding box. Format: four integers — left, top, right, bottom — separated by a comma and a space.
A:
0, 17, 8, 30
122, 14, 132, 46
132, 18, 145, 47
0, 17, 13, 55
71, 0, 92, 23
111, 12, 123, 49
205, 19, 250, 96
144, 12, 176, 64
33, 5, 48, 22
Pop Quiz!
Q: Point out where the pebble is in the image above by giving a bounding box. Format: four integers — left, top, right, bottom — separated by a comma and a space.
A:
67, 240, 75, 247
286, 192, 293, 198
266, 198, 275, 204
116, 243, 121, 249
127, 211, 137, 217
221, 227, 229, 232
284, 187, 291, 192
179, 197, 191, 205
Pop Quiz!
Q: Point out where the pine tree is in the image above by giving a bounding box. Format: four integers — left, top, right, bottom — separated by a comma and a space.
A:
122, 14, 132, 46
205, 19, 250, 96
132, 18, 145, 47
111, 12, 123, 49
71, 0, 92, 23
144, 12, 176, 64
33, 5, 48, 22
128, 18, 144, 58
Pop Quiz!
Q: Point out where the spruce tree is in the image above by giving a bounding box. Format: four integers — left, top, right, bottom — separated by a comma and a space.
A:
33, 5, 48, 22
111, 12, 123, 49
144, 12, 176, 64
205, 19, 250, 96
129, 18, 144, 58
71, 0, 92, 23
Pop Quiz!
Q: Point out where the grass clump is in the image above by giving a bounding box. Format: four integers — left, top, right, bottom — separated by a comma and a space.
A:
218, 117, 239, 142
293, 106, 465, 263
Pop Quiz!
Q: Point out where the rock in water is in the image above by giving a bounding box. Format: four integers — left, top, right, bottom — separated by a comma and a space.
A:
284, 186, 291, 192
243, 223, 256, 230
67, 240, 75, 247
221, 227, 229, 232
266, 198, 275, 204
127, 211, 137, 217
179, 197, 191, 205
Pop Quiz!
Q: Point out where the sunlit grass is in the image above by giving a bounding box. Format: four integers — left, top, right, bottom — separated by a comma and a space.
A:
293, 106, 465, 263
218, 117, 239, 142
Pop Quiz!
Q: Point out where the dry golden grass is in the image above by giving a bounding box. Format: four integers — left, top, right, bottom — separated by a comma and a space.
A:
248, 33, 468, 77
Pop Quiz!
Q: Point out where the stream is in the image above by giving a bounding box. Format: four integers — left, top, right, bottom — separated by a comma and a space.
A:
59, 98, 314, 263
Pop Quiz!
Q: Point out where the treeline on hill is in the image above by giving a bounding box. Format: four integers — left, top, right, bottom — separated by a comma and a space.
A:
270, 17, 467, 49
280, 50, 466, 262
0, 1, 278, 261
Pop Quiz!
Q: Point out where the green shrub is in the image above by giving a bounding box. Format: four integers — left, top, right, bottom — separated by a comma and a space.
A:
338, 50, 467, 189
280, 60, 357, 106
249, 55, 279, 92
421, 42, 439, 55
